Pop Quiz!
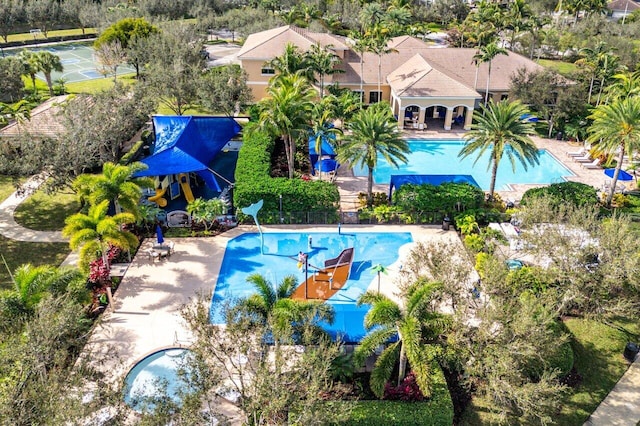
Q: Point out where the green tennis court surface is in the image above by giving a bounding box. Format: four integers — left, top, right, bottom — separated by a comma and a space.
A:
6, 42, 135, 83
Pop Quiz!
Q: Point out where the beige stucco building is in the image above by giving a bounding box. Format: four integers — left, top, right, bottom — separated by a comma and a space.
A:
237, 25, 546, 130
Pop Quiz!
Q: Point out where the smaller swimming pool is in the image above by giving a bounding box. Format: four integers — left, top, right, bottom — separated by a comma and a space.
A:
353, 139, 574, 191
124, 348, 194, 412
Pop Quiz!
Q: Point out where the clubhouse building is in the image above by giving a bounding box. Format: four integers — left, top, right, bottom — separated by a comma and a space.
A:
237, 25, 545, 130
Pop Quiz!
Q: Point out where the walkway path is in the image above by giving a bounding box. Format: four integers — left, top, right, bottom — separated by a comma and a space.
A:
585, 352, 640, 426
0, 175, 66, 242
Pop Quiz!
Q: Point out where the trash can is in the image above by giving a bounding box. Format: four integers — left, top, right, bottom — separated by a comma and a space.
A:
624, 342, 639, 361
556, 131, 563, 141
442, 215, 451, 231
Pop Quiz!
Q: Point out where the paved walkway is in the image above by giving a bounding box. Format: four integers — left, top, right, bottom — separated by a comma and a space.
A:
585, 352, 640, 426
0, 175, 66, 242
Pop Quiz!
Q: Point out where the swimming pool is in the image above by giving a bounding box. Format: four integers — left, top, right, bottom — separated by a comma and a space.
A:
124, 348, 194, 412
353, 139, 574, 191
211, 232, 414, 342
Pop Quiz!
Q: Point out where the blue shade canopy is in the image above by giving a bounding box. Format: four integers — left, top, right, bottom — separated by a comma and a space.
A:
604, 168, 634, 181
389, 174, 480, 198
309, 132, 337, 175
136, 116, 241, 191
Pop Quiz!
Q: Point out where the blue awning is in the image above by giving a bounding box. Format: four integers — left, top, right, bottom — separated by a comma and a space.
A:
135, 115, 241, 191
389, 174, 480, 199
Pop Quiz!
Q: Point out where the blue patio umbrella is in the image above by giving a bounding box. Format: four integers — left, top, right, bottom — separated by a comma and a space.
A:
604, 168, 633, 181
156, 224, 165, 245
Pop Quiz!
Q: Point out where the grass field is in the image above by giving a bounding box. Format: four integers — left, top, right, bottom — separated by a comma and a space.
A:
538, 59, 578, 76
4, 28, 96, 43
13, 189, 79, 231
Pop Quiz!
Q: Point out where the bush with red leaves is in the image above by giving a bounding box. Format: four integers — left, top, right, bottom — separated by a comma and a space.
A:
383, 371, 425, 402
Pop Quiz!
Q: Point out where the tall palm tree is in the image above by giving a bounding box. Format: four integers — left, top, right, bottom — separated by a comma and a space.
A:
337, 104, 409, 206
258, 74, 315, 179
72, 162, 153, 221
306, 43, 344, 98
354, 280, 447, 399
17, 50, 41, 95
364, 26, 398, 100
587, 97, 640, 207
62, 200, 138, 272
576, 42, 618, 105
475, 43, 508, 107
36, 51, 63, 97
459, 100, 539, 200
347, 31, 369, 98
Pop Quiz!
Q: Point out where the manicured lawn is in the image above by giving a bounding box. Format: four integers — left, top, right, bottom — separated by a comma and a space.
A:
557, 317, 639, 425
13, 189, 79, 231
0, 237, 70, 290
4, 28, 96, 43
0, 177, 25, 204
459, 317, 639, 425
66, 73, 136, 94
537, 59, 577, 77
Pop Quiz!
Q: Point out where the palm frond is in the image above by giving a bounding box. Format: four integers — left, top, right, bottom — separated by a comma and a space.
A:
363, 299, 402, 329
353, 326, 396, 366
370, 342, 401, 398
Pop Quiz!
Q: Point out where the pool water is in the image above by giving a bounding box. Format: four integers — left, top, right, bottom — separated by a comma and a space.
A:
124, 348, 193, 411
353, 139, 574, 191
211, 232, 414, 342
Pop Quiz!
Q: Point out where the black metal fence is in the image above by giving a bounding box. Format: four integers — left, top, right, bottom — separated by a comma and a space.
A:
236, 210, 449, 226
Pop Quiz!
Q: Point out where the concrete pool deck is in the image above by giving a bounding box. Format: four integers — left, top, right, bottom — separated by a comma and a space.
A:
83, 225, 460, 383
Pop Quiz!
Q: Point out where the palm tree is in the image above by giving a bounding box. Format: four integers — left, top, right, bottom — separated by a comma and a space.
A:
0, 100, 31, 126
364, 26, 398, 101
36, 51, 63, 97
72, 162, 153, 221
354, 280, 447, 399
62, 200, 138, 272
311, 103, 342, 179
347, 31, 369, 98
9, 265, 82, 314
306, 43, 344, 98
576, 42, 618, 105
186, 198, 227, 231
268, 43, 313, 81
337, 104, 409, 206
474, 43, 508, 107
459, 100, 539, 200
237, 273, 335, 342
258, 74, 315, 179
17, 50, 41, 94
587, 97, 640, 207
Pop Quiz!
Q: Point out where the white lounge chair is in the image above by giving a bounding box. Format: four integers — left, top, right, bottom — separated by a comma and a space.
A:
574, 154, 594, 163
583, 158, 601, 169
567, 148, 587, 157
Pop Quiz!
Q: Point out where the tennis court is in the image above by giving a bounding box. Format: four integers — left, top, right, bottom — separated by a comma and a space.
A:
6, 42, 135, 83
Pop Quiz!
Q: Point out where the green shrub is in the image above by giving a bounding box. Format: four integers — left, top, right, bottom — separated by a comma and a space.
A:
455, 213, 478, 235
393, 182, 484, 214
521, 182, 598, 208
475, 252, 491, 279
358, 191, 388, 208
506, 266, 549, 295
464, 234, 484, 253
234, 125, 339, 223
330, 365, 453, 425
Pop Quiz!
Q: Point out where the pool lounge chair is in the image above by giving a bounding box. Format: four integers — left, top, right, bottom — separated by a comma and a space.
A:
574, 154, 594, 163
566, 148, 587, 157
583, 158, 601, 169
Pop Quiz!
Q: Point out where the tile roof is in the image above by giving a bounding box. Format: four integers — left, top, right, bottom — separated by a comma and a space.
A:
387, 54, 480, 98
608, 0, 640, 11
0, 95, 70, 138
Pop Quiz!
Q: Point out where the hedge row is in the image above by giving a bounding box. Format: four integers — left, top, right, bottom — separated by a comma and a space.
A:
393, 182, 485, 213
233, 125, 340, 221
330, 365, 454, 425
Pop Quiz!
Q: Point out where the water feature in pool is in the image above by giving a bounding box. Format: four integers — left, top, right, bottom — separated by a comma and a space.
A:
211, 232, 414, 343
352, 139, 574, 190
124, 348, 194, 412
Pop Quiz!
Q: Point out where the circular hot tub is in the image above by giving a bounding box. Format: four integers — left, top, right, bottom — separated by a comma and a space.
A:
123, 348, 193, 411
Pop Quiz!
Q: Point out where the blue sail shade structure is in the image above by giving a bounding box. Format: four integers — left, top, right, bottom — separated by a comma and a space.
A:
135, 116, 241, 191
309, 130, 337, 175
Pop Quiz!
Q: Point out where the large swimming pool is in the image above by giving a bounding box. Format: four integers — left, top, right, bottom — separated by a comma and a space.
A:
353, 139, 574, 191
211, 232, 414, 342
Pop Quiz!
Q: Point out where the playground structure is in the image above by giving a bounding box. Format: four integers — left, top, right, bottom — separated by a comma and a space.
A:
291, 247, 355, 300
147, 174, 196, 206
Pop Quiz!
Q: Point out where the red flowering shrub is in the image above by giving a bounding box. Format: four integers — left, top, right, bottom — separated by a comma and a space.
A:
88, 257, 110, 284
383, 371, 425, 402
